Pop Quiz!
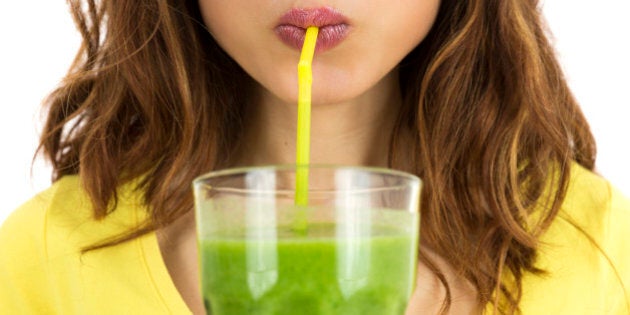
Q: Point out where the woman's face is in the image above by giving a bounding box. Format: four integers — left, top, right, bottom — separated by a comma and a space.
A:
198, 1, 441, 105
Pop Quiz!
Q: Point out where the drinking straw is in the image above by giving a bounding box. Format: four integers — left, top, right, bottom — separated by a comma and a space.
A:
295, 26, 318, 207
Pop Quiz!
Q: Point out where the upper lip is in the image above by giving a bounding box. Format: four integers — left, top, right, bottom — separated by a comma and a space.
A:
276, 7, 348, 29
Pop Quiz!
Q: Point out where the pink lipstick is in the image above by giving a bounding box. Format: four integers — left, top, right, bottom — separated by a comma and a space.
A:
275, 7, 350, 53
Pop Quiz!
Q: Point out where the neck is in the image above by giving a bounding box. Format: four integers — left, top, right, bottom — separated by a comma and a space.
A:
230, 70, 402, 168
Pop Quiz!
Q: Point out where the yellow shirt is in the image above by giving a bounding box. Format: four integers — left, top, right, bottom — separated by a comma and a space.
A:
1, 165, 629, 314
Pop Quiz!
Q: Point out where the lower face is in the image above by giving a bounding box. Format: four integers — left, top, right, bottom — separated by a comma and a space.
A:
197, 1, 441, 106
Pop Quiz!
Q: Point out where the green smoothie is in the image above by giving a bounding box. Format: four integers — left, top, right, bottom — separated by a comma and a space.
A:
199, 220, 417, 315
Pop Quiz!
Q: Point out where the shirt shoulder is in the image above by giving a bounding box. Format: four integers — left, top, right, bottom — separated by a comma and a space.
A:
0, 176, 82, 313
561, 164, 630, 260
562, 163, 629, 227
0, 176, 84, 268
519, 164, 630, 314
0, 176, 171, 314
0, 175, 108, 256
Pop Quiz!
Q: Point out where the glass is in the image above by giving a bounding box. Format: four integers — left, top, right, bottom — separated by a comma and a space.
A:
193, 165, 421, 315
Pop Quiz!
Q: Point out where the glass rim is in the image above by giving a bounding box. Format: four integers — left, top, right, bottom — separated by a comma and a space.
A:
192, 164, 421, 188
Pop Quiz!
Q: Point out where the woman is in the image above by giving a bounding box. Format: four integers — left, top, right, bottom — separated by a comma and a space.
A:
1, 0, 628, 314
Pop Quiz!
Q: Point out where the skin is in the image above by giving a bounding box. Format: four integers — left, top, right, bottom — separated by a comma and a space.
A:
158, 0, 480, 314
199, 0, 441, 167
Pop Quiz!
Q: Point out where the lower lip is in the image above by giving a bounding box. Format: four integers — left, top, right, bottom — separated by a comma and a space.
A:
274, 24, 349, 53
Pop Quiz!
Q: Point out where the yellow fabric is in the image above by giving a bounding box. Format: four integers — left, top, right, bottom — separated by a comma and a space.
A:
0, 177, 189, 314
1, 164, 629, 314
516, 165, 630, 314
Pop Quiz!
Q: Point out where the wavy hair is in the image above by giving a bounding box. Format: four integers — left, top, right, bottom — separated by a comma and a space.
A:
39, 0, 596, 313
394, 0, 597, 312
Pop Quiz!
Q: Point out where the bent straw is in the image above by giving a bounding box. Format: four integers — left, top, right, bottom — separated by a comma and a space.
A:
295, 26, 318, 207
293, 26, 318, 234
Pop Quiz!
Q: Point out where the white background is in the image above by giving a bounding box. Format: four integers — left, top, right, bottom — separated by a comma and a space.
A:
1, 1, 629, 225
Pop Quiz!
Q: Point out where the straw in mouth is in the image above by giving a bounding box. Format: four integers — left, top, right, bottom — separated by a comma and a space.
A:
293, 26, 318, 234
295, 26, 319, 207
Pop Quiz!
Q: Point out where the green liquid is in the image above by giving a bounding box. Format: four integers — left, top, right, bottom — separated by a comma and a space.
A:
199, 223, 416, 315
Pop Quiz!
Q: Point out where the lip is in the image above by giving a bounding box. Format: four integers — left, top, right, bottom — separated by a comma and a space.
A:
274, 7, 350, 53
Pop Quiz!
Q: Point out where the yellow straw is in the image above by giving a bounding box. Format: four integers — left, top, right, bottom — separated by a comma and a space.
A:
295, 26, 318, 207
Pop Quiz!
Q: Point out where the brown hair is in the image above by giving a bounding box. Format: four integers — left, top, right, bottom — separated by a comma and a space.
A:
39, 0, 595, 313
394, 0, 595, 312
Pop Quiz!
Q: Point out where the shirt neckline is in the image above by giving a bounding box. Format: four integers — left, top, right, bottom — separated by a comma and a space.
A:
133, 206, 192, 314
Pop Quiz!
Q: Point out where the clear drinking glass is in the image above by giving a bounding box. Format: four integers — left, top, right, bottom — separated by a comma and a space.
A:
193, 165, 421, 315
